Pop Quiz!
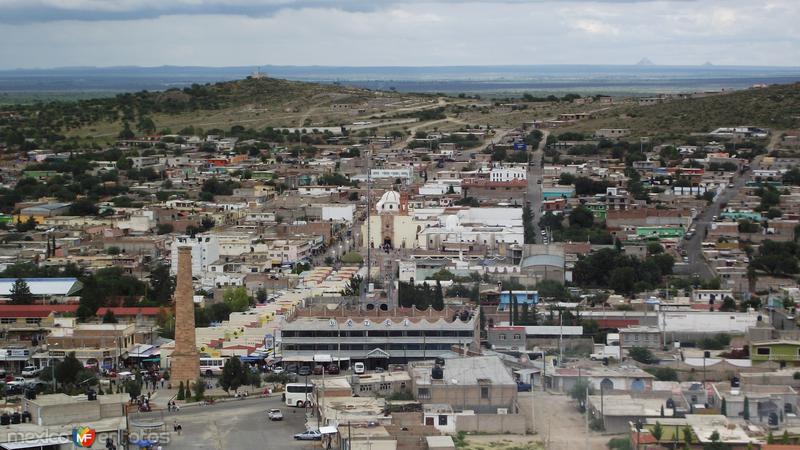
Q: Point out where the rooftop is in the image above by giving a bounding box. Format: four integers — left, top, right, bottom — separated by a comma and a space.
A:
411, 356, 515, 386
0, 278, 82, 297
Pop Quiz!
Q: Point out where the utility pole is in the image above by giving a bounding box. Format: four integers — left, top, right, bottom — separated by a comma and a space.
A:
558, 310, 563, 367
585, 384, 590, 450
364, 144, 372, 305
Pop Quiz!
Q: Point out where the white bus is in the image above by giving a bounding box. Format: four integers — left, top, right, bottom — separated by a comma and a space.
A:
199, 357, 225, 376
284, 383, 314, 407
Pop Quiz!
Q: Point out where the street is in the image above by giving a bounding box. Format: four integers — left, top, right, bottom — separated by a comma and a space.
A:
143, 396, 316, 450
675, 163, 754, 279
527, 131, 548, 243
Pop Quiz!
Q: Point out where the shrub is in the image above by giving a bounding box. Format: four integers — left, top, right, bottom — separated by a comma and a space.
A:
629, 347, 656, 364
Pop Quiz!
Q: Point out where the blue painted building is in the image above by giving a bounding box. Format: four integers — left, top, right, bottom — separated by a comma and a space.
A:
498, 290, 540, 310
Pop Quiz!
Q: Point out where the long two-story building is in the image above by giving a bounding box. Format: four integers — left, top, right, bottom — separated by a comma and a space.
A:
280, 307, 479, 368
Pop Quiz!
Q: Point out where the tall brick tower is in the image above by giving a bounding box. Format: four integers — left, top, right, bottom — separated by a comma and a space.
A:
170, 246, 199, 386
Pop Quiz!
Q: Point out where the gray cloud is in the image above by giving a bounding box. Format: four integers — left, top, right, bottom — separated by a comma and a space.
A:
0, 0, 693, 24
0, 0, 796, 69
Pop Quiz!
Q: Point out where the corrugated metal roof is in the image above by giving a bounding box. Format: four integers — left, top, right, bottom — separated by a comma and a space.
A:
0, 278, 82, 296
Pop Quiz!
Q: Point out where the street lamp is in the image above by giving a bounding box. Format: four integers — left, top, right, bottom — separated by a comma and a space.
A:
50, 342, 59, 392
634, 419, 643, 450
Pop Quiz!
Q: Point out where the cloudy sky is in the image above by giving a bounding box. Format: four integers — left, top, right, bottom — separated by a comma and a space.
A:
0, 0, 798, 69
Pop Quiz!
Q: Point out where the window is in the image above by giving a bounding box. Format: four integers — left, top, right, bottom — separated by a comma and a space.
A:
480, 387, 490, 399
25, 318, 41, 324
1, 318, 15, 324
499, 335, 506, 341
418, 388, 431, 399
757, 347, 771, 355
438, 415, 448, 426
513, 334, 521, 340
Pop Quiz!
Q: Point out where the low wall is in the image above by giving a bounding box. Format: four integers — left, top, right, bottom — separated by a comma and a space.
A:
455, 413, 527, 434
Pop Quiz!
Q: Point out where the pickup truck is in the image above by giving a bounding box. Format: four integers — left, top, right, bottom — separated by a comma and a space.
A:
21, 366, 41, 377
590, 353, 616, 361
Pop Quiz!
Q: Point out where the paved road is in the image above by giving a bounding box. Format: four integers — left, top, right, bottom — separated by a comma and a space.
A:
147, 396, 316, 450
674, 163, 754, 279
527, 131, 549, 243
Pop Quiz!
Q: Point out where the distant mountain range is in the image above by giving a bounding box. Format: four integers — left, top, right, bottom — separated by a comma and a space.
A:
2, 64, 800, 96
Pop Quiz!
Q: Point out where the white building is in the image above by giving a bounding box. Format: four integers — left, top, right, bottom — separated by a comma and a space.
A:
370, 167, 414, 180
489, 167, 527, 183
321, 204, 355, 223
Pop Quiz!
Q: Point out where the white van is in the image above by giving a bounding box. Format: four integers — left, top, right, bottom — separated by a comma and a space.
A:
353, 362, 365, 374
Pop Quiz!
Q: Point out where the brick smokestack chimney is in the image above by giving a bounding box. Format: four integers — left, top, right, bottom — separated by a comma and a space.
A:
170, 246, 199, 385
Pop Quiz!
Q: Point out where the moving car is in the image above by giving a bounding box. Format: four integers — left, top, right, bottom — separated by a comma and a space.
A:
267, 409, 283, 421
294, 430, 322, 441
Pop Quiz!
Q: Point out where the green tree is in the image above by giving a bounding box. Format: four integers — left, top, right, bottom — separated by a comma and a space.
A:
102, 309, 118, 324
718, 296, 736, 312
432, 280, 445, 311
609, 266, 636, 296
118, 122, 135, 140
176, 381, 185, 400
219, 357, 247, 393
147, 263, 175, 305
652, 421, 663, 444
569, 379, 593, 408
193, 378, 206, 401
223, 287, 252, 312
629, 346, 656, 364
650, 367, 678, 381
137, 116, 156, 134
9, 278, 34, 305
124, 379, 142, 399
683, 426, 693, 448
54, 352, 83, 386
569, 206, 595, 228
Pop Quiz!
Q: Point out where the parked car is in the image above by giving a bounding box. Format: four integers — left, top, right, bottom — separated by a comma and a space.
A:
294, 430, 322, 441
312, 365, 324, 376
516, 381, 532, 392
353, 362, 365, 375
374, 367, 384, 374
285, 364, 299, 374
272, 366, 285, 375
325, 364, 340, 375
21, 366, 41, 377
391, 365, 405, 372
267, 409, 283, 421
7, 377, 26, 386
298, 366, 312, 376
